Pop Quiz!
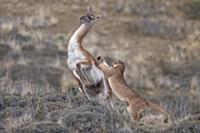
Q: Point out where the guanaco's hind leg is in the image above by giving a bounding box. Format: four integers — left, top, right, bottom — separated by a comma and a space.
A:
76, 61, 92, 86
71, 71, 84, 94
102, 78, 112, 98
102, 77, 113, 108
71, 71, 91, 100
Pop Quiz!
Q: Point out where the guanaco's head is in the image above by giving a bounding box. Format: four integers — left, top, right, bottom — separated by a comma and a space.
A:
112, 60, 125, 73
79, 6, 100, 24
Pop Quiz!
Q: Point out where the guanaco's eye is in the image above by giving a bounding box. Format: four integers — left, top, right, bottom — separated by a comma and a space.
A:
80, 16, 84, 20
80, 16, 88, 21
88, 15, 95, 20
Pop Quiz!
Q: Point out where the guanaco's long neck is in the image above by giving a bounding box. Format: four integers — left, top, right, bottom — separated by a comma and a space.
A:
68, 24, 92, 50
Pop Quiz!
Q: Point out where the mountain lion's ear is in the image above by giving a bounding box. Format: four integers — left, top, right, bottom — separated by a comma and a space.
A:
116, 60, 124, 65
111, 60, 117, 67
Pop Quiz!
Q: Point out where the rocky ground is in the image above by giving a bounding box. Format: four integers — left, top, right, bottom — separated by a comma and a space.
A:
0, 0, 200, 132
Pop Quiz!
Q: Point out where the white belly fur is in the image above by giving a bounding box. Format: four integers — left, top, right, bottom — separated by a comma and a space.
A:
83, 64, 104, 85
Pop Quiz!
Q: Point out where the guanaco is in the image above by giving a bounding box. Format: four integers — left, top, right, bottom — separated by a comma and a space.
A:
96, 56, 169, 123
67, 7, 111, 100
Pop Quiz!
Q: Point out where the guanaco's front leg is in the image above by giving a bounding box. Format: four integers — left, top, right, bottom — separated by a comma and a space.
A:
76, 61, 92, 86
71, 71, 85, 94
72, 70, 91, 100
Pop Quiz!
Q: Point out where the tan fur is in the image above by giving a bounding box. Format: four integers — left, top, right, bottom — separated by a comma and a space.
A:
97, 57, 169, 122
67, 7, 111, 100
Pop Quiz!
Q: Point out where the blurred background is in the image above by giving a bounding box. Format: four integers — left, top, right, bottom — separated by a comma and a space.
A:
0, 0, 200, 132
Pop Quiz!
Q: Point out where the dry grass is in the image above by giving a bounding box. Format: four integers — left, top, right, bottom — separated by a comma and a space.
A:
0, 87, 200, 133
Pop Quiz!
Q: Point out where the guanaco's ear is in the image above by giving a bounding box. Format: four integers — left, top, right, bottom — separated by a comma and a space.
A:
86, 6, 101, 20
86, 6, 93, 16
